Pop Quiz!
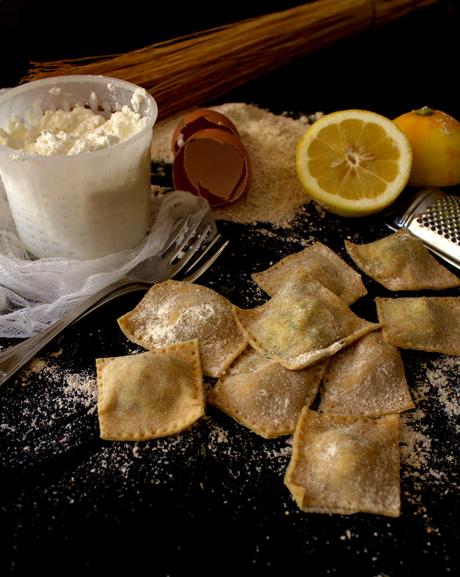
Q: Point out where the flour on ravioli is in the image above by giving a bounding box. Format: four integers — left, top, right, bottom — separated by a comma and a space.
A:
118, 280, 247, 377
209, 347, 326, 438
376, 296, 460, 355
252, 241, 367, 304
319, 331, 414, 417
346, 230, 460, 291
284, 408, 400, 517
234, 271, 379, 370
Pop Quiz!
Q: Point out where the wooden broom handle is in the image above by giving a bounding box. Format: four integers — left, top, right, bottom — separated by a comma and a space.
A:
23, 0, 441, 118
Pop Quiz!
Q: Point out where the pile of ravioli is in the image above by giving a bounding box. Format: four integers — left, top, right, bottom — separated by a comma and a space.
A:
96, 229, 460, 517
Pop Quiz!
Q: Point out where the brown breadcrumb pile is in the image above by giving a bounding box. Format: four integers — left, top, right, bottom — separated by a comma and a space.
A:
150, 103, 314, 226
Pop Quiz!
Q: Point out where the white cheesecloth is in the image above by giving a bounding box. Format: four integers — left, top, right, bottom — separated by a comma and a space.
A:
0, 186, 212, 338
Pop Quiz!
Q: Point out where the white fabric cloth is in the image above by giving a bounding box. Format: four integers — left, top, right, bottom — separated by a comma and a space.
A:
0, 187, 211, 338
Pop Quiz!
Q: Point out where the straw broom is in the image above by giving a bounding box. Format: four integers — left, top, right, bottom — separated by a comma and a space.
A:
23, 0, 438, 119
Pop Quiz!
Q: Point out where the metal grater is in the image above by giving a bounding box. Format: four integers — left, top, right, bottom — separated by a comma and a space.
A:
386, 188, 460, 271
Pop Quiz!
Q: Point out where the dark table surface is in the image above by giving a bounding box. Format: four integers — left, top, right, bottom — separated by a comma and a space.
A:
1, 3, 459, 576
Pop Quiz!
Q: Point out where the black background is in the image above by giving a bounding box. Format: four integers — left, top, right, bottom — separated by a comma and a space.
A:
0, 1, 459, 576
0, 0, 459, 119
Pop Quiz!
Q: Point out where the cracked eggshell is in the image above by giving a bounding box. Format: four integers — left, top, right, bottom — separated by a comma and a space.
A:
171, 108, 240, 154
173, 128, 251, 208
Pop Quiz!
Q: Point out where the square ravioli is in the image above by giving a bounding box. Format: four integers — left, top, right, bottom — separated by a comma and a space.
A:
208, 347, 326, 439
284, 408, 400, 517
118, 280, 247, 377
345, 230, 460, 291
233, 271, 379, 370
376, 297, 460, 355
97, 340, 205, 441
319, 331, 414, 417
252, 241, 367, 304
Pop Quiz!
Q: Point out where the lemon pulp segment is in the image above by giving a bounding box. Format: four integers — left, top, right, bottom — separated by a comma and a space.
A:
296, 110, 412, 216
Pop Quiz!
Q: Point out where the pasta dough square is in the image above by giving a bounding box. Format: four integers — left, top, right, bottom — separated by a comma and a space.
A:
97, 340, 205, 441
118, 280, 247, 377
376, 297, 460, 355
284, 408, 400, 516
233, 271, 379, 370
252, 242, 367, 304
345, 230, 460, 291
208, 347, 326, 438
319, 331, 414, 417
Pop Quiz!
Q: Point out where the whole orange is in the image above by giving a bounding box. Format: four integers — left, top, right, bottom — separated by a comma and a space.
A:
394, 107, 460, 187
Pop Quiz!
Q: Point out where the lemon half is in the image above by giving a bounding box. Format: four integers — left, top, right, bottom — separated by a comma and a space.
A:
296, 110, 412, 217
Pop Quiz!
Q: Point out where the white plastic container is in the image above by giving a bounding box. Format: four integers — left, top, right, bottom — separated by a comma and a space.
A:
0, 75, 158, 259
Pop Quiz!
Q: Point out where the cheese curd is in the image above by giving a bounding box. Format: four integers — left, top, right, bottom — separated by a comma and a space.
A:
0, 89, 149, 156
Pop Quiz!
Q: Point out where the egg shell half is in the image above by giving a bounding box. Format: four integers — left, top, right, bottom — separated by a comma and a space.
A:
173, 128, 251, 208
171, 108, 240, 154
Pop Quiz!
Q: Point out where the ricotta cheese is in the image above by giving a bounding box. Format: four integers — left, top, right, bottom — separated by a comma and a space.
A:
0, 88, 149, 156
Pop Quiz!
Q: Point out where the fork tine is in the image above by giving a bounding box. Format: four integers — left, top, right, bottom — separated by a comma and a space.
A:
168, 224, 214, 278
182, 239, 229, 283
160, 214, 193, 258
179, 232, 224, 277
163, 216, 206, 263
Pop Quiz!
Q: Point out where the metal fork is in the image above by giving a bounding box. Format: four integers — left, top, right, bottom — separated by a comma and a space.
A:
0, 216, 229, 386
